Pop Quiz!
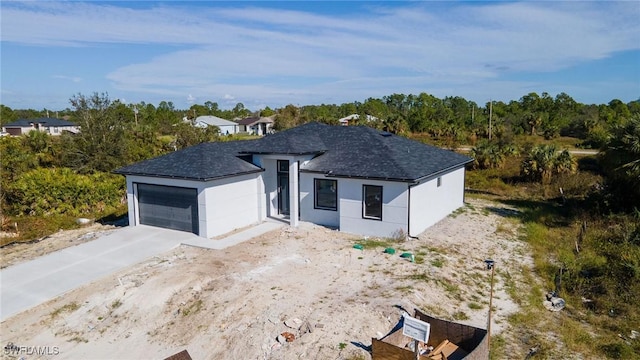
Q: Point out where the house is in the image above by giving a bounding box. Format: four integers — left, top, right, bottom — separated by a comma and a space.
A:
237, 116, 274, 135
338, 114, 379, 126
193, 115, 239, 135
1, 118, 79, 136
114, 122, 472, 239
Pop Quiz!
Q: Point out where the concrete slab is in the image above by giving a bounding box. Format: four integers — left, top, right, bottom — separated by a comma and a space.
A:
0, 221, 285, 321
182, 221, 284, 250
0, 225, 192, 321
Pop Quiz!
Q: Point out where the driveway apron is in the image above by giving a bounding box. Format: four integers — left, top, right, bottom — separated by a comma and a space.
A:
0, 225, 196, 321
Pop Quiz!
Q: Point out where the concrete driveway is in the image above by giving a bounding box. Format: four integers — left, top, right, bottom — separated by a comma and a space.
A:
0, 225, 196, 321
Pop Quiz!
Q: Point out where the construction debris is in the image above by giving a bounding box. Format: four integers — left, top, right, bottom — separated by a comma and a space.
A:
281, 332, 295, 342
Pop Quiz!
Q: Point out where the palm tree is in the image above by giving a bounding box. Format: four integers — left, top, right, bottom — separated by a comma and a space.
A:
521, 144, 576, 184
600, 115, 640, 209
470, 140, 517, 169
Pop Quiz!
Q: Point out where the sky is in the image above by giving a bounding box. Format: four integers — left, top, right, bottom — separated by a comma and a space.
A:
1, 1, 639, 112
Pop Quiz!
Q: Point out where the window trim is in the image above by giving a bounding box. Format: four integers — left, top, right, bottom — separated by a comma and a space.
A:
314, 178, 337, 211
362, 185, 383, 221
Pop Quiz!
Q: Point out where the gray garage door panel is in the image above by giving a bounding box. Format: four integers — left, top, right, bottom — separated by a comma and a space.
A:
137, 183, 199, 234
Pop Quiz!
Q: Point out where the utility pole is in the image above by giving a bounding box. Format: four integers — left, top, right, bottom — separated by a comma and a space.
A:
489, 99, 493, 141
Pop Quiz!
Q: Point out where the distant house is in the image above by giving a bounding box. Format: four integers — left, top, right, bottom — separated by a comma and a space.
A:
237, 116, 274, 135
114, 122, 472, 239
194, 116, 239, 135
338, 114, 379, 126
1, 118, 79, 136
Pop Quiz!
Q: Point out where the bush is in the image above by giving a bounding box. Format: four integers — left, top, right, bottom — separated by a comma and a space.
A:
5, 168, 125, 217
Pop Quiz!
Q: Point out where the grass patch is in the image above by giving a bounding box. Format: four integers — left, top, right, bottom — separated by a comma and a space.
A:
67, 336, 88, 343
467, 302, 483, 310
354, 238, 396, 250
50, 302, 80, 319
182, 299, 203, 316
489, 334, 507, 360
408, 272, 429, 282
430, 258, 445, 268
111, 299, 122, 309
452, 311, 469, 321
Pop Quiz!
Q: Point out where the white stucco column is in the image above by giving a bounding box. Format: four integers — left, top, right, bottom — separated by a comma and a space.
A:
289, 160, 299, 227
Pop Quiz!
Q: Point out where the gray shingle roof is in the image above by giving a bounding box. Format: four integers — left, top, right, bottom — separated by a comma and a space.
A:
114, 122, 472, 182
114, 141, 263, 181
293, 123, 472, 181
4, 118, 77, 127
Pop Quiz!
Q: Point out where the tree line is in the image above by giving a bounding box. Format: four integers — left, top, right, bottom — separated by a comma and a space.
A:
1, 91, 639, 218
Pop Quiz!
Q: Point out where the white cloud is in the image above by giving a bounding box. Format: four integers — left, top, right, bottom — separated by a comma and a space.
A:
2, 1, 639, 108
52, 75, 82, 83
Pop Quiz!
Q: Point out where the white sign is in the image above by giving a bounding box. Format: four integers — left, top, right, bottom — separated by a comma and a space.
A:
402, 314, 431, 343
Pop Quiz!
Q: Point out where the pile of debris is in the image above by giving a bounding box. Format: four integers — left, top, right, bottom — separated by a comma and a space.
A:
270, 317, 320, 351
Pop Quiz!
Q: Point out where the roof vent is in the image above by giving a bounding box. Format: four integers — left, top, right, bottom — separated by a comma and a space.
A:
380, 131, 392, 137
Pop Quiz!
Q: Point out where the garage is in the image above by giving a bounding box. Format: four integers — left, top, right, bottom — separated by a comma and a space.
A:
136, 183, 199, 234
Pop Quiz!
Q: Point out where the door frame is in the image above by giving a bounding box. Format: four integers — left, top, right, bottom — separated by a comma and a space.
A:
277, 160, 290, 215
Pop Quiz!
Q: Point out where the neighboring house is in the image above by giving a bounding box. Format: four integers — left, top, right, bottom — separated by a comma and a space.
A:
237, 116, 274, 135
338, 114, 378, 126
114, 122, 472, 239
193, 116, 239, 135
1, 118, 79, 136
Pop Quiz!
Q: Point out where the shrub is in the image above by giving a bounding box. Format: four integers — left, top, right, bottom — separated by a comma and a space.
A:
5, 168, 125, 217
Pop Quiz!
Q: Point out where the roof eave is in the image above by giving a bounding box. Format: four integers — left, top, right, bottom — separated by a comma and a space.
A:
113, 168, 264, 182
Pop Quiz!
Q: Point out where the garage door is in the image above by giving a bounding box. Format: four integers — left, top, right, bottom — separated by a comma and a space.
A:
137, 183, 199, 234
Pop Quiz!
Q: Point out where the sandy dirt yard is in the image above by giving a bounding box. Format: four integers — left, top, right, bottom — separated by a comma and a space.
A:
1, 198, 533, 360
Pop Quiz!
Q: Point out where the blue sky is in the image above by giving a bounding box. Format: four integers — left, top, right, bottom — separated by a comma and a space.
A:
1, 1, 639, 111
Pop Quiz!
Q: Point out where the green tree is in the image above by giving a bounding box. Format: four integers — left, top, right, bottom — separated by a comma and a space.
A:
521, 144, 576, 184
173, 122, 219, 149
260, 106, 275, 117
274, 104, 301, 130
600, 115, 640, 210
470, 139, 517, 169
0, 104, 17, 125
63, 92, 127, 173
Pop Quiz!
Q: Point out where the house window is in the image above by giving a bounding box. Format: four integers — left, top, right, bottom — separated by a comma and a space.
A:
314, 179, 337, 211
437, 177, 442, 187
363, 185, 383, 220
278, 160, 289, 172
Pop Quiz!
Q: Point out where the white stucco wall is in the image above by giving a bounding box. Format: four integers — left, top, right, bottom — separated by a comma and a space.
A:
201, 173, 263, 238
218, 124, 238, 135
254, 154, 314, 219
338, 178, 409, 238
299, 173, 340, 228
408, 166, 466, 237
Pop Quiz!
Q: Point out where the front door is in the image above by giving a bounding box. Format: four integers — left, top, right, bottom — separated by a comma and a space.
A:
277, 160, 290, 215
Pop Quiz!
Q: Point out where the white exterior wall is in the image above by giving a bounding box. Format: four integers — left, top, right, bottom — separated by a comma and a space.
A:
218, 124, 238, 135
299, 173, 339, 228
125, 172, 264, 238
408, 166, 466, 237
338, 178, 409, 238
254, 154, 314, 219
201, 173, 263, 237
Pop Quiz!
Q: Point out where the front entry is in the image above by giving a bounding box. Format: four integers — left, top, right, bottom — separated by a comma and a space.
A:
277, 160, 290, 215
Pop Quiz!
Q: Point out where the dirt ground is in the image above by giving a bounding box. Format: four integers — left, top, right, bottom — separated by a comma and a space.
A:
0, 223, 119, 269
0, 198, 533, 359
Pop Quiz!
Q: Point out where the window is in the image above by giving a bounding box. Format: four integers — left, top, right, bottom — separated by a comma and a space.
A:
278, 160, 289, 172
363, 185, 383, 220
314, 179, 337, 211
437, 177, 442, 187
